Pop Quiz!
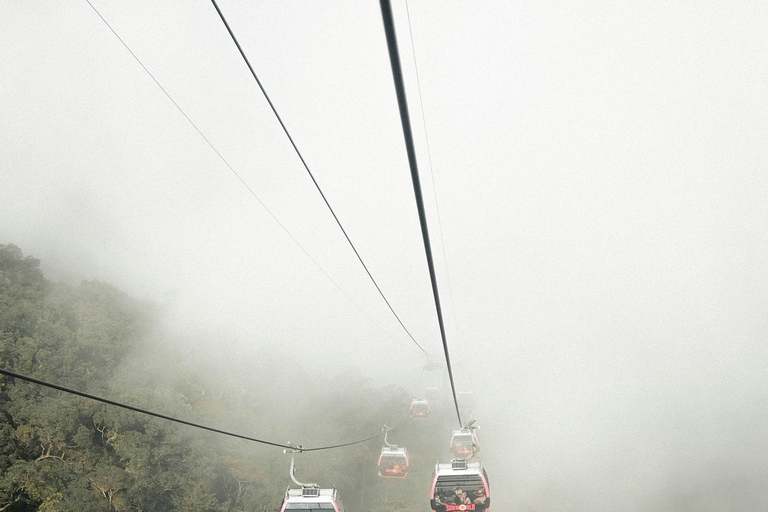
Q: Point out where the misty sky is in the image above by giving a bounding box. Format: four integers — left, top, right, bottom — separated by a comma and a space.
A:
2, 1, 768, 510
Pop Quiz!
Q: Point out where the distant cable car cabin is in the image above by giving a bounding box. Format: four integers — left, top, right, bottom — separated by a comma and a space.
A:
430, 460, 490, 512
410, 399, 430, 419
378, 445, 409, 479
280, 487, 345, 512
449, 428, 480, 460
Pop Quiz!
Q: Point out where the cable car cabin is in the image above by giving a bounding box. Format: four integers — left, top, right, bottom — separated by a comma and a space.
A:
280, 486, 344, 512
410, 399, 430, 419
378, 446, 409, 478
430, 460, 490, 512
450, 429, 480, 460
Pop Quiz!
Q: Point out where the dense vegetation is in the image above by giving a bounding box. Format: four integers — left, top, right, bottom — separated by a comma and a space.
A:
0, 244, 449, 512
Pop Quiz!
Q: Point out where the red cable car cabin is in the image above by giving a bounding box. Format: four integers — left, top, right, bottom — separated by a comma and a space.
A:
377, 446, 409, 478
280, 487, 344, 512
449, 429, 480, 460
430, 460, 490, 512
410, 399, 430, 419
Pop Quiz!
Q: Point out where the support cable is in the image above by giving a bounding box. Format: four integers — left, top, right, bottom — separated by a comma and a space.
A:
378, 0, 462, 427
302, 433, 384, 452
208, 0, 429, 356
0, 367, 381, 452
404, 0, 460, 330
83, 0, 394, 343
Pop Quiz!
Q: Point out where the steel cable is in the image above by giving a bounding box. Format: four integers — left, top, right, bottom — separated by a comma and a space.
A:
378, 0, 463, 427
83, 0, 395, 343
0, 368, 382, 452
404, 0, 461, 331
208, 0, 430, 356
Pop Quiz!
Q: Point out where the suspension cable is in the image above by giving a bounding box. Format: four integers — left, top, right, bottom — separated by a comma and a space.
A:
404, 0, 460, 330
302, 432, 384, 452
0, 367, 381, 452
207, 0, 429, 356
378, 0, 462, 427
83, 0, 395, 344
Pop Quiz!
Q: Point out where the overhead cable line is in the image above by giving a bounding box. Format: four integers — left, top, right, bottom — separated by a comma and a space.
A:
208, 0, 430, 356
378, 0, 462, 427
404, 0, 461, 330
0, 367, 381, 452
301, 433, 384, 452
83, 0, 394, 342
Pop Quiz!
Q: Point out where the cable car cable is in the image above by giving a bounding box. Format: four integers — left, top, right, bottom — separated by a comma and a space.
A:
83, 0, 395, 343
207, 0, 430, 356
0, 367, 382, 452
378, 0, 462, 427
404, 0, 461, 330
301, 432, 385, 452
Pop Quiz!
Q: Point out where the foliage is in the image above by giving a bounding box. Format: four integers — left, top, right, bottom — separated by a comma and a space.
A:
0, 245, 446, 511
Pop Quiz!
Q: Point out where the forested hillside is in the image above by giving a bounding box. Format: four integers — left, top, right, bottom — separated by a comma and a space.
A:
0, 244, 447, 512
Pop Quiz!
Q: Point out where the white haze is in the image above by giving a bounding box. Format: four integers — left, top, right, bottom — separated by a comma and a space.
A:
2, 1, 768, 510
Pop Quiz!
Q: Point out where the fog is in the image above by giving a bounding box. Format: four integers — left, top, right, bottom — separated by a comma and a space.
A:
3, 0, 768, 510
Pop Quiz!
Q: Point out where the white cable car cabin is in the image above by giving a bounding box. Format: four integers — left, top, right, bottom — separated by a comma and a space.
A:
450, 428, 480, 460
378, 445, 409, 479
279, 486, 345, 512
430, 460, 490, 512
410, 399, 430, 419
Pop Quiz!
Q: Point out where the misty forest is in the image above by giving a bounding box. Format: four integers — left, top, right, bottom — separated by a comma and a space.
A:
4, 0, 768, 509
0, 244, 455, 512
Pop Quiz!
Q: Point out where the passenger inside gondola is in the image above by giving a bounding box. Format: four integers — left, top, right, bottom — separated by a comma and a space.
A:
433, 476, 488, 511
472, 488, 486, 506
453, 488, 471, 505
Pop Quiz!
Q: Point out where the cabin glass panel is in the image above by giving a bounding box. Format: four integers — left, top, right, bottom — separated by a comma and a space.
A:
433, 475, 488, 512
